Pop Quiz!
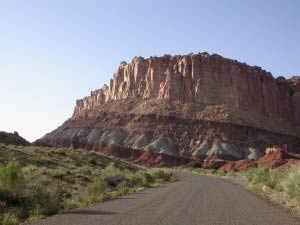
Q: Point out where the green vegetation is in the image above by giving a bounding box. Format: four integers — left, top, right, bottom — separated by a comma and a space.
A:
0, 144, 175, 224
246, 165, 300, 216
286, 166, 300, 200
247, 167, 282, 191
2, 212, 19, 225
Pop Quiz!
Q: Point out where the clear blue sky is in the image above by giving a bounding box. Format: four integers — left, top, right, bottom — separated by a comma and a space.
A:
0, 0, 299, 142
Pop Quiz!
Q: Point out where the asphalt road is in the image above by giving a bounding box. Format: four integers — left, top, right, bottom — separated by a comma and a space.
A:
30, 173, 299, 225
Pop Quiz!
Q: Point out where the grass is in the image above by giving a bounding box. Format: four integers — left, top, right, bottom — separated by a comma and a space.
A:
0, 144, 175, 224
246, 165, 300, 216
2, 212, 19, 225
286, 166, 300, 199
247, 167, 283, 191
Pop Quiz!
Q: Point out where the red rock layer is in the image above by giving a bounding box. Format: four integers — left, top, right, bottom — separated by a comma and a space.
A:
219, 150, 300, 172
36, 53, 300, 170
290, 76, 300, 125
74, 53, 300, 126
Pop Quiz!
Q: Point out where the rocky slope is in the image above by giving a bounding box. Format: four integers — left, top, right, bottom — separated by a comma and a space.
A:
36, 53, 300, 167
219, 147, 300, 172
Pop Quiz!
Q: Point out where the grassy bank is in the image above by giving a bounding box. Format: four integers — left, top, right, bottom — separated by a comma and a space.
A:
246, 165, 300, 216
0, 144, 175, 225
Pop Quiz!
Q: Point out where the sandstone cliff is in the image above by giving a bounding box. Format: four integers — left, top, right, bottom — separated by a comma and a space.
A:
74, 53, 300, 128
36, 53, 300, 167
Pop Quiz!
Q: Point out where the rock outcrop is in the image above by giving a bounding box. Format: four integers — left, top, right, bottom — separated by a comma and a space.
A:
36, 53, 300, 168
289, 76, 300, 126
74, 53, 300, 127
219, 146, 300, 172
0, 131, 30, 146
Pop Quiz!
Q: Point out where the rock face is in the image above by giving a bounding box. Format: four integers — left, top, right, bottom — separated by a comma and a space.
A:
74, 53, 300, 127
219, 146, 300, 172
36, 53, 300, 168
0, 131, 30, 146
290, 76, 300, 126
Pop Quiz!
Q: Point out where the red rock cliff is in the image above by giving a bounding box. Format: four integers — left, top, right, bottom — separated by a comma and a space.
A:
74, 53, 299, 125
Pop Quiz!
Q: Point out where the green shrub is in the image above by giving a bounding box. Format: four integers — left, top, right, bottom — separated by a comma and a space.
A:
30, 185, 61, 216
63, 199, 79, 211
206, 165, 219, 170
0, 161, 22, 184
53, 171, 64, 179
246, 165, 300, 200
286, 166, 300, 199
249, 184, 264, 195
150, 169, 175, 182
142, 172, 155, 184
29, 205, 45, 219
102, 163, 121, 177
89, 159, 97, 166
115, 181, 132, 196
191, 162, 201, 169
79, 180, 108, 204
86, 180, 107, 195
247, 167, 282, 190
2, 212, 19, 225
0, 160, 24, 204
125, 171, 150, 188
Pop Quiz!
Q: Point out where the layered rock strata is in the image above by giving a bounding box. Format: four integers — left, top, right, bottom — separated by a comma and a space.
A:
74, 53, 300, 127
36, 53, 300, 167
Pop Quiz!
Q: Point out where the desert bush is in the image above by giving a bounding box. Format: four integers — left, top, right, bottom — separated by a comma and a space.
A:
246, 164, 300, 215
150, 169, 174, 183
206, 165, 219, 170
0, 161, 22, 184
114, 180, 132, 196
125, 171, 151, 188
79, 180, 108, 204
29, 205, 45, 219
135, 172, 152, 187
102, 163, 122, 177
0, 160, 24, 205
88, 159, 97, 166
53, 170, 65, 179
63, 199, 79, 211
246, 167, 282, 190
191, 162, 201, 169
2, 212, 19, 225
29, 184, 61, 216
286, 165, 300, 199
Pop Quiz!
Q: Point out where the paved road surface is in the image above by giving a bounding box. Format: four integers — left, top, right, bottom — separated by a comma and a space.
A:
30, 173, 299, 225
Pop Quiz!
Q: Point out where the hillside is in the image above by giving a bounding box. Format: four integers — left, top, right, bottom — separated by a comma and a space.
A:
0, 144, 173, 224
35, 53, 300, 167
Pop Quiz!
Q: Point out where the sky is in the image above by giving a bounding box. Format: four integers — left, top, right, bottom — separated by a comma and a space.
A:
0, 0, 299, 142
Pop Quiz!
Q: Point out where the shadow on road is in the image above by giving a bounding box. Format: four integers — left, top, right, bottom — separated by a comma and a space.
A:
63, 210, 117, 215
